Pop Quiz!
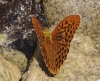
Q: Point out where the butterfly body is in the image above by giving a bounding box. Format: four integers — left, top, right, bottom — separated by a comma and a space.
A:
32, 15, 80, 74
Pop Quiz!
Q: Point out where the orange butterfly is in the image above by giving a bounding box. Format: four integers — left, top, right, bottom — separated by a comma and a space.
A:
32, 15, 80, 75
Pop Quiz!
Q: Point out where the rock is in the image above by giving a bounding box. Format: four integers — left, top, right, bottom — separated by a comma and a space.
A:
0, 45, 28, 72
0, 54, 21, 81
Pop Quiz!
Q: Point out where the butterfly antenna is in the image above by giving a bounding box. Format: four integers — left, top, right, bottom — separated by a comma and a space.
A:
51, 10, 64, 25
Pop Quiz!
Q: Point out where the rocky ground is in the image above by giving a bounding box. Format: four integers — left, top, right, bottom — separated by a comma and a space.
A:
0, 0, 100, 81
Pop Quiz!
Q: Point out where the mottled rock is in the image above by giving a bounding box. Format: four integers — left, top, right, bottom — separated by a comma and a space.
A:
0, 45, 27, 72
0, 54, 21, 81
0, 0, 47, 60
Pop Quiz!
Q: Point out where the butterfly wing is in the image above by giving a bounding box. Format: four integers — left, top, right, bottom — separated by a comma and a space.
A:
51, 15, 80, 74
32, 17, 45, 44
32, 17, 53, 73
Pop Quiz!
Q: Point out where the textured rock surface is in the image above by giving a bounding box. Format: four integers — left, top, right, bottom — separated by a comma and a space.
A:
0, 54, 21, 81
0, 0, 47, 60
0, 0, 100, 81
0, 45, 28, 72
22, 0, 100, 81
0, 0, 47, 80
0, 33, 27, 72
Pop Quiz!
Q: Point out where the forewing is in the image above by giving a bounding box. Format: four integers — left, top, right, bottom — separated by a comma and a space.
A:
51, 15, 80, 74
32, 17, 45, 44
32, 17, 51, 73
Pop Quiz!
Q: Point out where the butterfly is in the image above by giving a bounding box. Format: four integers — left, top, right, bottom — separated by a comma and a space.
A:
32, 15, 80, 75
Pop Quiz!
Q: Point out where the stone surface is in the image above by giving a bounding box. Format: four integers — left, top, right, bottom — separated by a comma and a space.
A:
0, 0, 47, 60
0, 45, 28, 72
0, 0, 100, 81
0, 33, 28, 72
0, 54, 21, 81
22, 58, 43, 81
